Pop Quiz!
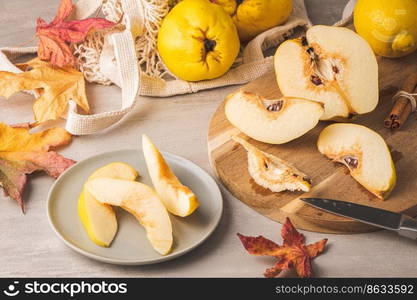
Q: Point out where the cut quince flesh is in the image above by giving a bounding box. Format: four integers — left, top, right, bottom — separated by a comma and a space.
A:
78, 162, 138, 247
317, 123, 396, 199
142, 134, 199, 217
274, 25, 379, 120
85, 178, 173, 255
233, 136, 312, 193
225, 91, 323, 144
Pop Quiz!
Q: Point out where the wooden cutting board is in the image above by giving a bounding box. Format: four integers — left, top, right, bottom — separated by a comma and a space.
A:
207, 50, 417, 234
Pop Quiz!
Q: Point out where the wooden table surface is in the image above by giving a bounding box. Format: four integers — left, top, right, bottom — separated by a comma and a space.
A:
1, 0, 417, 277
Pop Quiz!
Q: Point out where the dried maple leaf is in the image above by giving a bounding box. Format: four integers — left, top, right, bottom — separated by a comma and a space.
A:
0, 58, 89, 124
237, 217, 327, 278
36, 0, 116, 67
0, 122, 75, 212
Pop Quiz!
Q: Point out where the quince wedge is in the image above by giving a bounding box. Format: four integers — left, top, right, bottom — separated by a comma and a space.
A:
225, 91, 323, 144
78, 162, 138, 247
142, 134, 199, 217
318, 123, 396, 200
274, 26, 379, 121
85, 178, 173, 255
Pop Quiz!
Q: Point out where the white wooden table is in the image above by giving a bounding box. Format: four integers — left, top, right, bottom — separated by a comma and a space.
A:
1, 0, 416, 277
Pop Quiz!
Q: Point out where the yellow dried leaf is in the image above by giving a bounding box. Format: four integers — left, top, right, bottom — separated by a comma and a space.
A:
0, 123, 71, 152
0, 122, 74, 211
0, 58, 89, 124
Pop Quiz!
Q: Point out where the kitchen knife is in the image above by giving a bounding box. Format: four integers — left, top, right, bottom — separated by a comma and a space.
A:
300, 197, 417, 240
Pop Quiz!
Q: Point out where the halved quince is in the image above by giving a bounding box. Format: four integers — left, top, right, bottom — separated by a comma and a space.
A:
317, 123, 396, 199
274, 25, 379, 120
142, 134, 199, 217
225, 91, 323, 144
78, 162, 138, 247
85, 178, 173, 255
233, 136, 311, 192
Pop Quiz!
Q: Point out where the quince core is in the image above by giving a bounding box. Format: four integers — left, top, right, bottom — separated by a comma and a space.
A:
233, 136, 311, 192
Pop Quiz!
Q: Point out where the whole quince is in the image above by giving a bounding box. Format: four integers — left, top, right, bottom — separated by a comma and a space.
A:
354, 0, 417, 58
157, 0, 240, 81
212, 0, 293, 42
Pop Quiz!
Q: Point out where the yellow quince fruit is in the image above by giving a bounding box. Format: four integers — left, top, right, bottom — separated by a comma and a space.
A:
157, 0, 240, 81
168, 0, 182, 10
354, 0, 417, 58
212, 0, 293, 42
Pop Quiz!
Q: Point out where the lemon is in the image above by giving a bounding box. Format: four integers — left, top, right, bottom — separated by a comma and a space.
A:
354, 0, 417, 58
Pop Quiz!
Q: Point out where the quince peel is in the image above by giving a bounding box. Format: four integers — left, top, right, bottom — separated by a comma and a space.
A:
238, 217, 327, 278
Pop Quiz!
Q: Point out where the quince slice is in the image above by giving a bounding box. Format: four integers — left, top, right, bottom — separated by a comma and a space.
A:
318, 123, 396, 199
85, 178, 173, 255
142, 134, 199, 217
225, 91, 323, 144
78, 162, 138, 247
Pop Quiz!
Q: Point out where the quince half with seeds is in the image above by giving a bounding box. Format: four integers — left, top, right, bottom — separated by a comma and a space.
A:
317, 123, 396, 200
274, 25, 379, 121
225, 91, 323, 144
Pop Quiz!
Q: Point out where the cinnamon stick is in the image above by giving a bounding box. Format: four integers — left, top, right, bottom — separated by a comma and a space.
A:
384, 73, 417, 129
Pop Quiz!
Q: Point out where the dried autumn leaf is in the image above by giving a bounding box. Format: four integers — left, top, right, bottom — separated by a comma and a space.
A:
0, 122, 75, 212
0, 58, 89, 124
36, 0, 116, 67
237, 217, 327, 278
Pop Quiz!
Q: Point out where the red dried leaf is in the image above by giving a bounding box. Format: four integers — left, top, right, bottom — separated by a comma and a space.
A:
36, 0, 115, 67
37, 34, 75, 67
237, 217, 327, 278
264, 258, 292, 278
281, 217, 305, 246
50, 0, 74, 25
236, 234, 281, 256
307, 239, 328, 258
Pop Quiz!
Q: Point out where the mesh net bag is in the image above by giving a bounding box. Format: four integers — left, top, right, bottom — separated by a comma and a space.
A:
70, 0, 307, 92
0, 0, 320, 134
73, 0, 171, 85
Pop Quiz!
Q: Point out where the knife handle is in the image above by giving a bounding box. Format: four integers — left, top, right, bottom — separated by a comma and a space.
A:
398, 215, 417, 240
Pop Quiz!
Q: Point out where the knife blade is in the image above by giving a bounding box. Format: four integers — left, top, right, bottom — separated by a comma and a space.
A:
300, 198, 417, 240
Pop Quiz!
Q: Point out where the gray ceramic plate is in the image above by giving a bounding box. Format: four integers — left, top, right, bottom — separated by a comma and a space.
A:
47, 149, 223, 265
